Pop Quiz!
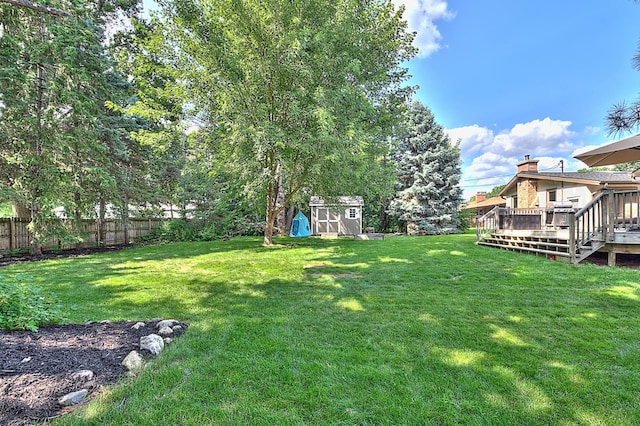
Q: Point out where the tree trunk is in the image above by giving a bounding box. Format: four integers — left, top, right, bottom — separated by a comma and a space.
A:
74, 191, 82, 249
29, 203, 42, 256
0, 0, 72, 16
276, 176, 286, 235
11, 201, 31, 218
264, 215, 275, 245
98, 198, 106, 246
378, 198, 389, 233
285, 205, 295, 233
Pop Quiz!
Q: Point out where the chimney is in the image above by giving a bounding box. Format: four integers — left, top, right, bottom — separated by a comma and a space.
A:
475, 192, 486, 203
517, 154, 539, 173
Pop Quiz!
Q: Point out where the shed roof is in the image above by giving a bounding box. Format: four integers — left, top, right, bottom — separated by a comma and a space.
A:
310, 196, 364, 207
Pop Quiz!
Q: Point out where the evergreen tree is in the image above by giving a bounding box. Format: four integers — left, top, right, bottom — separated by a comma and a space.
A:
0, 0, 144, 253
388, 101, 463, 235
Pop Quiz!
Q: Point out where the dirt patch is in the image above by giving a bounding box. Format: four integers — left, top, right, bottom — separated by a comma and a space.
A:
0, 320, 186, 426
0, 245, 129, 268
581, 251, 640, 269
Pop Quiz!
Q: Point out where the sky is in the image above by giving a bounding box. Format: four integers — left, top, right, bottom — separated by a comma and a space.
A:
393, 0, 640, 199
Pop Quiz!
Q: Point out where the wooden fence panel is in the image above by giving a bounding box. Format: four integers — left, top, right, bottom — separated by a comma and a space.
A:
0, 218, 166, 255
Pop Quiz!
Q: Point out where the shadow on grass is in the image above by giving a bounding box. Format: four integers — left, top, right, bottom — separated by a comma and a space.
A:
5, 235, 639, 424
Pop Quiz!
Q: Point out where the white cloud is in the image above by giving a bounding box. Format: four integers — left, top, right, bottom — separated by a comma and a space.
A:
446, 125, 494, 153
452, 118, 583, 200
392, 0, 455, 58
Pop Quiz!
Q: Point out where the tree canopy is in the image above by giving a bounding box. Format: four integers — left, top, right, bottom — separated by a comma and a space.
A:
148, 0, 416, 244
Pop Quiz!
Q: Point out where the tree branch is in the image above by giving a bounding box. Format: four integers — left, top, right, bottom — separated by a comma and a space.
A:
0, 0, 72, 17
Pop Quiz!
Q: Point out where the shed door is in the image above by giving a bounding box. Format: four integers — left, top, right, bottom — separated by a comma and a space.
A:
315, 208, 340, 234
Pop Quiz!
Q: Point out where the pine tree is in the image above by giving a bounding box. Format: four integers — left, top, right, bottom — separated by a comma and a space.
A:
388, 101, 463, 235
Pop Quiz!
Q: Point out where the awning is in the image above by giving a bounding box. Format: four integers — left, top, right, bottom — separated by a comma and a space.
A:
574, 133, 640, 167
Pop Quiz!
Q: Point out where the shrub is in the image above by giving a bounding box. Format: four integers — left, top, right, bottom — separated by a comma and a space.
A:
0, 274, 65, 331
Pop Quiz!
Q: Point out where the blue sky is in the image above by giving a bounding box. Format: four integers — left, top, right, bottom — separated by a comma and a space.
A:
395, 0, 640, 199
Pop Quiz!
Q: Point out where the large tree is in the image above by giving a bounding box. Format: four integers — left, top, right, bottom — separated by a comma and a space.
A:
150, 0, 416, 244
0, 0, 144, 253
388, 101, 463, 235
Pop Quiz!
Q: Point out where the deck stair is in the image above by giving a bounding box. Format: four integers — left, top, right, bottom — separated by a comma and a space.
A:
477, 232, 604, 262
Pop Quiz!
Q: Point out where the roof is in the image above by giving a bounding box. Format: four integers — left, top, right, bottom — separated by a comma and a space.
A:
462, 196, 506, 210
499, 171, 638, 196
309, 196, 364, 207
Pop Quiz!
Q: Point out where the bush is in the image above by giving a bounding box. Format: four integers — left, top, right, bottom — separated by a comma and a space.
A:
138, 219, 201, 244
0, 274, 65, 331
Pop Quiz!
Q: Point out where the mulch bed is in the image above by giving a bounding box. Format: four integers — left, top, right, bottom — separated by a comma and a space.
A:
0, 245, 186, 425
0, 320, 186, 426
0, 245, 129, 268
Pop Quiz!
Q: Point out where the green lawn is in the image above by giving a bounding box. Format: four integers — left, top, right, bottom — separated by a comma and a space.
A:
3, 235, 639, 425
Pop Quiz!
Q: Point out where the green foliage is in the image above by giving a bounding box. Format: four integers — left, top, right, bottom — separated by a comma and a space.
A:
0, 273, 64, 331
0, 0, 148, 253
0, 202, 11, 218
458, 207, 475, 230
137, 220, 205, 244
486, 184, 506, 198
139, 217, 265, 244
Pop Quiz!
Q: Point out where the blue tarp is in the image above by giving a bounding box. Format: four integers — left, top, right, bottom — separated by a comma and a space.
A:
290, 211, 311, 237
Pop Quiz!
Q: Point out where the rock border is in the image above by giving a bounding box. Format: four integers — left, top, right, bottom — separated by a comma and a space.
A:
57, 318, 187, 407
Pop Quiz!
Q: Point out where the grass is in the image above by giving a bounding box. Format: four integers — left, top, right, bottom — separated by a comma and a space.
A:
2, 234, 640, 425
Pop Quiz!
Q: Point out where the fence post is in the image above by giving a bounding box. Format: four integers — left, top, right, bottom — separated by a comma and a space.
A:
10, 218, 15, 250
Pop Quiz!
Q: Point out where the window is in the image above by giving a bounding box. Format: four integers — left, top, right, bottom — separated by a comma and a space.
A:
548, 190, 557, 203
346, 207, 359, 219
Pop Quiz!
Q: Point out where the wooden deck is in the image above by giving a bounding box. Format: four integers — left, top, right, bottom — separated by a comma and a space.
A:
475, 189, 640, 266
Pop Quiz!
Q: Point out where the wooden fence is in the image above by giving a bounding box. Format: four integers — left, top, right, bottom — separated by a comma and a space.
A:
0, 218, 166, 254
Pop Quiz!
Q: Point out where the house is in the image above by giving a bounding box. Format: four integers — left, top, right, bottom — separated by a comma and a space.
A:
498, 155, 640, 210
462, 192, 506, 221
309, 196, 363, 236
476, 155, 640, 265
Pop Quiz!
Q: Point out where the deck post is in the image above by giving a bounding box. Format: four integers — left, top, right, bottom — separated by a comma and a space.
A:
608, 250, 617, 267
606, 190, 615, 242
568, 211, 576, 263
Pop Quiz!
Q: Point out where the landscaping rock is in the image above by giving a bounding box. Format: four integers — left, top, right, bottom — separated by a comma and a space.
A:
58, 389, 89, 406
70, 370, 94, 381
132, 321, 146, 330
156, 319, 179, 330
158, 326, 173, 336
122, 350, 145, 373
140, 334, 164, 356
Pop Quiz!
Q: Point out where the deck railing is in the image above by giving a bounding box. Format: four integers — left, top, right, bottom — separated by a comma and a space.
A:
475, 206, 500, 240
476, 189, 640, 263
572, 191, 607, 246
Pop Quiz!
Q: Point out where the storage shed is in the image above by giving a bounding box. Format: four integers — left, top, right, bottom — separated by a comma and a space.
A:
309, 196, 363, 236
